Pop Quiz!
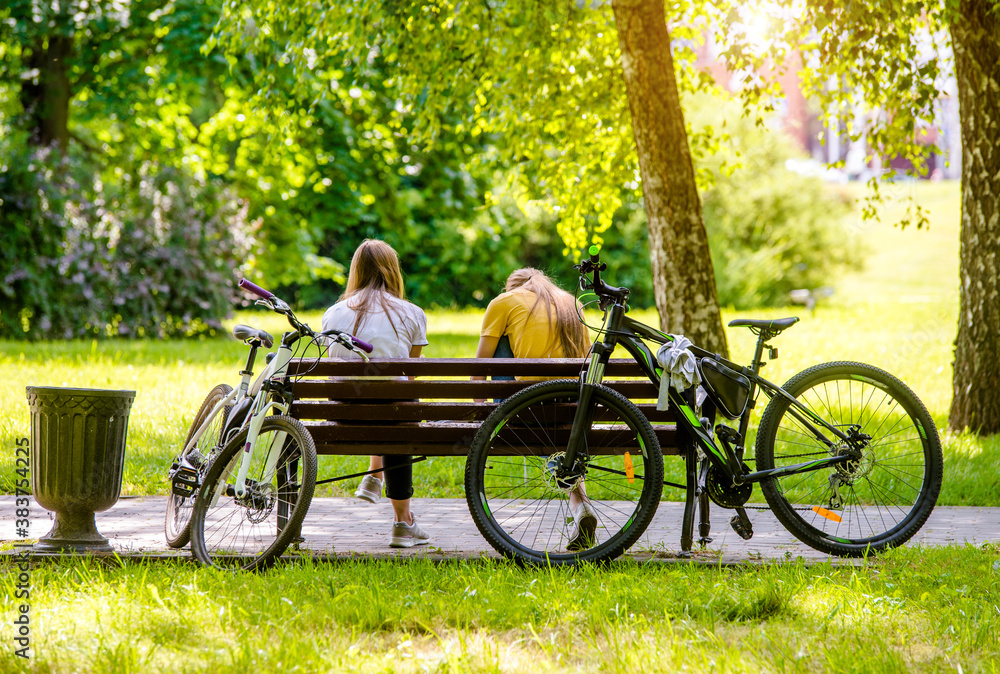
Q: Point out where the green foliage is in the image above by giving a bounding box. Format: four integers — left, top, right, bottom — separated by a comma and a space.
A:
573, 96, 858, 311
0, 135, 256, 339
207, 0, 731, 254
716, 0, 1000, 229
696, 102, 858, 308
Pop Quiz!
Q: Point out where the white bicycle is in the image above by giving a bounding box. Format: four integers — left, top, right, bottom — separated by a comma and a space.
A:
165, 279, 371, 570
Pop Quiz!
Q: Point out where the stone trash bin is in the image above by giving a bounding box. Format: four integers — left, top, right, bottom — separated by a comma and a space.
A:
25, 387, 136, 553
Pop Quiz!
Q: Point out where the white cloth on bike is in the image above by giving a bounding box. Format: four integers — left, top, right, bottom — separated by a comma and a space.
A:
655, 336, 702, 411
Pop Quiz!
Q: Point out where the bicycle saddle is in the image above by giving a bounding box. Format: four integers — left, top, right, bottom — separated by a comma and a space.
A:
728, 317, 800, 333
232, 324, 274, 348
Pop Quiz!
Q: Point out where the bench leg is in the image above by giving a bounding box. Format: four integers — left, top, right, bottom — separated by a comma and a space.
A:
680, 444, 697, 554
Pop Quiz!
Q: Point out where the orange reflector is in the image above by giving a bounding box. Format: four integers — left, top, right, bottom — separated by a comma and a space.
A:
812, 506, 843, 523
624, 452, 635, 483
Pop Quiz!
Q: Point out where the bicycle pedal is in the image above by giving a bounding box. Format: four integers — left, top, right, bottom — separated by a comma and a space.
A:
729, 512, 754, 540
168, 458, 200, 498
715, 425, 743, 446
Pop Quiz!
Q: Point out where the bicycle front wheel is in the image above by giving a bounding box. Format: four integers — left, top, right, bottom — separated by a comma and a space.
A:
755, 362, 943, 557
465, 380, 664, 565
165, 383, 233, 548
190, 415, 317, 571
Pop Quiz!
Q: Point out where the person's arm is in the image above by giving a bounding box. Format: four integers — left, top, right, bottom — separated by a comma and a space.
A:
407, 344, 423, 380
471, 335, 500, 381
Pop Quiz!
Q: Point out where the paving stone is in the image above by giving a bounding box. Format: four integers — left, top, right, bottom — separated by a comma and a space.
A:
2, 496, 995, 566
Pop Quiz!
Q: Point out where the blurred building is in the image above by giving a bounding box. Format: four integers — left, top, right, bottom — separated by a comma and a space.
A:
693, 30, 962, 181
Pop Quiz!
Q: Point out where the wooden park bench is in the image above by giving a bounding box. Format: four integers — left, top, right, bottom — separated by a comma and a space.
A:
285, 357, 715, 551
285, 358, 680, 458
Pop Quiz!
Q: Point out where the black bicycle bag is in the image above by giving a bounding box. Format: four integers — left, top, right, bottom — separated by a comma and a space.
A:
699, 358, 751, 419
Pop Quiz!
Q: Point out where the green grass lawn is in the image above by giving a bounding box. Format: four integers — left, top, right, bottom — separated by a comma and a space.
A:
1, 545, 998, 672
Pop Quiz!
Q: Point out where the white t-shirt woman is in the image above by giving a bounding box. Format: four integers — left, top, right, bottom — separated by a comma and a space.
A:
320, 239, 431, 549
321, 291, 429, 375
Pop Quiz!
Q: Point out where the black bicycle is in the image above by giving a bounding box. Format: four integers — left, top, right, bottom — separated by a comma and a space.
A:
465, 247, 943, 564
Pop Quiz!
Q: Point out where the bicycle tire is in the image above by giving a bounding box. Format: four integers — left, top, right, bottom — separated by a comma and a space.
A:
755, 361, 943, 557
189, 415, 317, 571
165, 383, 233, 548
465, 380, 664, 565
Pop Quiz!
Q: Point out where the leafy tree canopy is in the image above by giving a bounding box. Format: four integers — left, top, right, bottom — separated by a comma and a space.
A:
207, 0, 745, 254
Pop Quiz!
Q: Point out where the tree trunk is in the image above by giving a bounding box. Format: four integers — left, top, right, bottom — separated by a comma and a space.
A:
611, 0, 728, 356
949, 0, 1000, 435
22, 33, 74, 149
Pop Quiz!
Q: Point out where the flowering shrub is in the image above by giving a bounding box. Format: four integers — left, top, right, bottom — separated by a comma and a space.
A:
0, 139, 259, 340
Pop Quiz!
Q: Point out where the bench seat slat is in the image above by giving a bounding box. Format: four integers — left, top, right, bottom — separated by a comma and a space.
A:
315, 441, 681, 456
315, 442, 680, 457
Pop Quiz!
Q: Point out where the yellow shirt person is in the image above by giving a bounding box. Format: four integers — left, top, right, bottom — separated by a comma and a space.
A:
480, 289, 584, 359
474, 268, 591, 377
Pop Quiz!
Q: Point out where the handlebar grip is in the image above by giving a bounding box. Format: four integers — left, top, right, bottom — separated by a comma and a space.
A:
351, 336, 374, 354
239, 279, 274, 300
589, 244, 601, 264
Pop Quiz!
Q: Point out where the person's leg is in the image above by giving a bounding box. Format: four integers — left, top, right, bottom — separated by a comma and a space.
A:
369, 455, 384, 480
383, 454, 430, 547
567, 481, 596, 551
383, 454, 414, 521
355, 454, 384, 502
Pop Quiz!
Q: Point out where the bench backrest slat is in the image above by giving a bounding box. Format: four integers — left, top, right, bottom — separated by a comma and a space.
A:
290, 379, 658, 400
286, 357, 650, 378
290, 400, 676, 423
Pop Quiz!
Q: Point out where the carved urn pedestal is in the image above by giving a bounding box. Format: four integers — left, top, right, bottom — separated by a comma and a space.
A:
26, 387, 135, 553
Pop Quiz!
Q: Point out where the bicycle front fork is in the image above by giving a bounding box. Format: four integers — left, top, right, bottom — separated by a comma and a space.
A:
223, 400, 288, 502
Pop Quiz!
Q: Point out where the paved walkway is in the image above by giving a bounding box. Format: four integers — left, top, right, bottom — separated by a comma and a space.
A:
2, 496, 996, 565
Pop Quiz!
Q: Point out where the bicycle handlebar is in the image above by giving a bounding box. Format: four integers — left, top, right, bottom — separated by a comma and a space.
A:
350, 336, 374, 354
575, 246, 630, 306
319, 329, 374, 355
238, 278, 273, 300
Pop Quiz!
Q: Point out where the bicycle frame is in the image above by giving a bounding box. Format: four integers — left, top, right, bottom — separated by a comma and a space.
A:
216, 331, 300, 502
180, 338, 283, 462
570, 301, 857, 487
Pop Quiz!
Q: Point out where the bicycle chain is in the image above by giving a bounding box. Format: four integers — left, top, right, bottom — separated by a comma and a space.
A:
709, 453, 834, 513
740, 504, 818, 512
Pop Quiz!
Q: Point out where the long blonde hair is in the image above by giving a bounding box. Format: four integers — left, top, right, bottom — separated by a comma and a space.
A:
506, 268, 589, 357
339, 239, 407, 337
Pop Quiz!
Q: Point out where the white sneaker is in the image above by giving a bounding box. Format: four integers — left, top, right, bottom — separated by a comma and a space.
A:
567, 501, 598, 551
355, 475, 382, 503
390, 517, 431, 548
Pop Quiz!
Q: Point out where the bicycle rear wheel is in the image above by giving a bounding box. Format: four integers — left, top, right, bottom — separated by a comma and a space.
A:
755, 362, 943, 556
165, 383, 232, 548
189, 415, 317, 571
465, 380, 664, 565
